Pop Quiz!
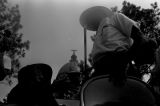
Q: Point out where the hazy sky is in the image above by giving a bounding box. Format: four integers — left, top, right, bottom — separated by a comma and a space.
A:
8, 0, 160, 79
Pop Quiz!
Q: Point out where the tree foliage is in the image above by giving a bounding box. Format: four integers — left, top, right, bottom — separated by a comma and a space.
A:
0, 0, 30, 80
121, 1, 160, 42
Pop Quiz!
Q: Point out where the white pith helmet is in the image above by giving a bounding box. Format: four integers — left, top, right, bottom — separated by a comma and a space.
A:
80, 6, 114, 31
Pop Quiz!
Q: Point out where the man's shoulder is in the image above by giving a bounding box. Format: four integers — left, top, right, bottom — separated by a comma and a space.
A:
113, 12, 128, 20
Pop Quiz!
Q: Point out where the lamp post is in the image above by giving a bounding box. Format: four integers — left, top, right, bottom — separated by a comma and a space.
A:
84, 28, 87, 71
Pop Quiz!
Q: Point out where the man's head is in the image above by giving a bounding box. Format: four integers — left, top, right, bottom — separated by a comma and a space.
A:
80, 6, 114, 31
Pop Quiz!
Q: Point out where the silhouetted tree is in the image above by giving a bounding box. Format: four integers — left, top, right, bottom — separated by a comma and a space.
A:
121, 1, 160, 43
0, 0, 30, 80
52, 72, 81, 99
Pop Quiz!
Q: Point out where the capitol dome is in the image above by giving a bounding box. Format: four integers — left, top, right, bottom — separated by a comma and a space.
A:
58, 50, 80, 75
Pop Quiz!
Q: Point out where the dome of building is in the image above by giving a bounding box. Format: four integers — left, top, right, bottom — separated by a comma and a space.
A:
58, 50, 80, 75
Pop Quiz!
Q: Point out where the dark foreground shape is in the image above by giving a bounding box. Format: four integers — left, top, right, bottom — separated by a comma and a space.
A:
7, 63, 59, 106
80, 75, 156, 106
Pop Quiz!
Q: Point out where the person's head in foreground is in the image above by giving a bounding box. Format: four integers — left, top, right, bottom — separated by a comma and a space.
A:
7, 63, 59, 106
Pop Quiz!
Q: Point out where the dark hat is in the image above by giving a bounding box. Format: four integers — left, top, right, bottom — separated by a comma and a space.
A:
18, 63, 53, 85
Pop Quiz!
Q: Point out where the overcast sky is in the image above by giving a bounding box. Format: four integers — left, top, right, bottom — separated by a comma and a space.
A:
8, 0, 160, 79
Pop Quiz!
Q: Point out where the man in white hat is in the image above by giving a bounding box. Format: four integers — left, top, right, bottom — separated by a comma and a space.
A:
80, 6, 157, 79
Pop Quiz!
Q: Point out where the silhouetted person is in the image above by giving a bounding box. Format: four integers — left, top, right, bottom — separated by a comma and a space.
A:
7, 63, 59, 106
80, 6, 157, 81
